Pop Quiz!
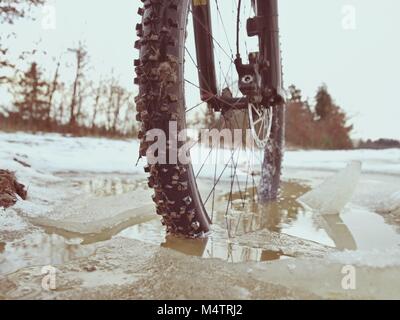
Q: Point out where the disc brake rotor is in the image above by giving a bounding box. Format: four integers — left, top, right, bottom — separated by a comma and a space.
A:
248, 103, 273, 148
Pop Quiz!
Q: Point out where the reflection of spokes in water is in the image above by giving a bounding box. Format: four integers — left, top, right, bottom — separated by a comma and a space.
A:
217, 180, 359, 252
157, 180, 311, 262
161, 233, 291, 263
0, 233, 94, 275
215, 181, 311, 238
80, 177, 146, 197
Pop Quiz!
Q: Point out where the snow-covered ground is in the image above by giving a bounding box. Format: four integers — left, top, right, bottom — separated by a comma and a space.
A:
0, 132, 142, 174
1, 131, 399, 176
1, 131, 400, 299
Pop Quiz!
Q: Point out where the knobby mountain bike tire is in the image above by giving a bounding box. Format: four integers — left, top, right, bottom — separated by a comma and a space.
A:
135, 0, 284, 237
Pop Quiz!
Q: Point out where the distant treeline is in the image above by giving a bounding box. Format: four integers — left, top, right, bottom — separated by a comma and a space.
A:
190, 84, 354, 150
0, 0, 387, 149
0, 47, 137, 138
357, 139, 400, 150
1, 1, 137, 138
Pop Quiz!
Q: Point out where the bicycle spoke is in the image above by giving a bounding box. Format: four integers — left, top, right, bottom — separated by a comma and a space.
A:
257, 118, 265, 138
204, 143, 241, 206
186, 95, 214, 114
185, 46, 217, 95
224, 122, 244, 238
211, 146, 219, 222
184, 77, 245, 114
189, 7, 234, 64
253, 117, 263, 126
214, 0, 234, 57
195, 147, 214, 179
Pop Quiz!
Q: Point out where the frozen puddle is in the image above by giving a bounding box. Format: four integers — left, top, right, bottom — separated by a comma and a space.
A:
78, 176, 149, 197
118, 179, 400, 262
1, 176, 154, 275
28, 176, 154, 235
116, 163, 400, 262
2, 171, 400, 277
0, 232, 96, 275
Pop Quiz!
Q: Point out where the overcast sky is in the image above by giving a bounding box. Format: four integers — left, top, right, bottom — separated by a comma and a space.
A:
1, 0, 399, 140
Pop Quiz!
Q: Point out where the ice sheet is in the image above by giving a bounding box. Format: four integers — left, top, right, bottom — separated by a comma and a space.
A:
299, 161, 362, 215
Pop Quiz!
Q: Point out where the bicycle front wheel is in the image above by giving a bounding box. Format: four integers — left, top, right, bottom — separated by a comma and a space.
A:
135, 0, 284, 237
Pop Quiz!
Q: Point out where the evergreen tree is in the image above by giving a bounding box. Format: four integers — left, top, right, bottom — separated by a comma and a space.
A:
314, 85, 353, 149
286, 84, 353, 149
315, 84, 334, 120
288, 84, 302, 103
13, 62, 49, 125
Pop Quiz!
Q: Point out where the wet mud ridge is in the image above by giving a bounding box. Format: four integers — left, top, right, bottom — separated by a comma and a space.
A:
0, 170, 27, 208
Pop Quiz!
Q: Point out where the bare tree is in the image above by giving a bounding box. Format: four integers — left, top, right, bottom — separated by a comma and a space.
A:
0, 0, 45, 23
90, 82, 106, 129
104, 76, 117, 131
45, 61, 60, 123
0, 48, 15, 84
111, 85, 126, 133
122, 95, 137, 136
0, 0, 45, 83
53, 82, 68, 124
67, 43, 88, 128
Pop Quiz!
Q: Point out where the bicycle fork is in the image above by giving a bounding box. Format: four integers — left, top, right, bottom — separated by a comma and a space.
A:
191, 0, 218, 102
191, 0, 284, 112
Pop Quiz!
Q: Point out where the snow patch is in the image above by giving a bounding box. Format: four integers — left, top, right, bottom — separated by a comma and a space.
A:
284, 149, 400, 176
378, 191, 400, 214
0, 208, 28, 232
0, 132, 142, 174
329, 248, 400, 268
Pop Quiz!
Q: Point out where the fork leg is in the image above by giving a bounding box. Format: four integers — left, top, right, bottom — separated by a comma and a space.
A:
255, 0, 284, 100
191, 0, 218, 102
